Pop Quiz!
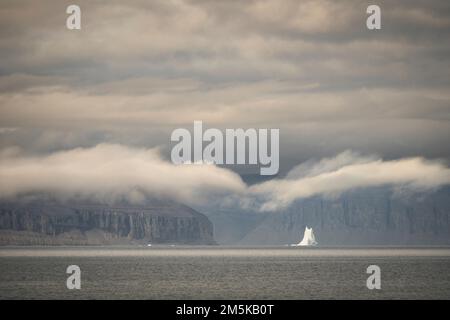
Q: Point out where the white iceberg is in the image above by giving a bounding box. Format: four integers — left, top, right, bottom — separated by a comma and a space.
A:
291, 226, 318, 246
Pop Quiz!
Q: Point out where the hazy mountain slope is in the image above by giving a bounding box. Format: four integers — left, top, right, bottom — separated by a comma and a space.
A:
238, 187, 450, 245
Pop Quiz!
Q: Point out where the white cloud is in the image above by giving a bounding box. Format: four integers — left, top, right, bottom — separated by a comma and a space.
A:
250, 151, 450, 211
0, 144, 246, 205
1, 146, 450, 213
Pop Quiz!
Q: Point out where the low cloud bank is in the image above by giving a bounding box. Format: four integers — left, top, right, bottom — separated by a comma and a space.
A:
0, 144, 246, 205
250, 151, 450, 210
1, 146, 450, 211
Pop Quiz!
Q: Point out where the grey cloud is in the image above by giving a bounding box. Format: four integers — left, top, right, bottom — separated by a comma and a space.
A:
1, 0, 449, 87
0, 0, 449, 170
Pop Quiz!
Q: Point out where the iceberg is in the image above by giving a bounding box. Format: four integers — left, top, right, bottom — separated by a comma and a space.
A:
292, 226, 317, 246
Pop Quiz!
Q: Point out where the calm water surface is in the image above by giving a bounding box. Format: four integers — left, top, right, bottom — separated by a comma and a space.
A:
1, 246, 449, 299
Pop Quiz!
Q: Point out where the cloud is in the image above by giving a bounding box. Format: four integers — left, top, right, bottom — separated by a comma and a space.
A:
0, 0, 449, 176
2, 0, 450, 93
250, 151, 450, 211
0, 144, 246, 205
1, 146, 450, 212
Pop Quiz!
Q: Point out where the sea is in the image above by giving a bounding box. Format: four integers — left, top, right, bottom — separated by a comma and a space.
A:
0, 246, 449, 299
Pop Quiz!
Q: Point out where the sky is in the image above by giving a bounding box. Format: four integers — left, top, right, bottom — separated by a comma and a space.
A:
1, 0, 450, 210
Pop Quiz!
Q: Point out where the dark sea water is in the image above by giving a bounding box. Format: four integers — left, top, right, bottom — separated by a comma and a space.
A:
1, 246, 449, 299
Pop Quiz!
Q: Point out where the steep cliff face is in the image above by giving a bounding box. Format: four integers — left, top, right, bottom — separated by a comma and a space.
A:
0, 201, 215, 245
238, 187, 450, 245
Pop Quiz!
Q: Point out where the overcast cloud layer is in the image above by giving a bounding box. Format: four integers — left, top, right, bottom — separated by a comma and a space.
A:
0, 1, 450, 208
0, 0, 449, 170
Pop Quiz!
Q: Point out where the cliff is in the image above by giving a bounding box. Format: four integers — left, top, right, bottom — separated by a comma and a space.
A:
0, 200, 215, 245
237, 187, 450, 245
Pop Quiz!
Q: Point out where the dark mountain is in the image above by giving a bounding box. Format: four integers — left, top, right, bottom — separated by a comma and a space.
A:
0, 199, 215, 245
